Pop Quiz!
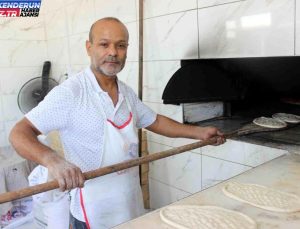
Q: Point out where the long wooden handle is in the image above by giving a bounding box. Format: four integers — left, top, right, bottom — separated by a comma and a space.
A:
0, 132, 236, 204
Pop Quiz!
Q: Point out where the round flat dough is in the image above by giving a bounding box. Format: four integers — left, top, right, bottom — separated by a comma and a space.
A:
223, 182, 300, 213
160, 205, 257, 229
253, 117, 287, 129
272, 113, 300, 124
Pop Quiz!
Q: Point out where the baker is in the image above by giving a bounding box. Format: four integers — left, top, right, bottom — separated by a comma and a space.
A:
9, 17, 225, 229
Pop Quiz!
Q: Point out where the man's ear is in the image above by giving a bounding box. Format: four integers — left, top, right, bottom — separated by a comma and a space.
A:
86, 40, 92, 56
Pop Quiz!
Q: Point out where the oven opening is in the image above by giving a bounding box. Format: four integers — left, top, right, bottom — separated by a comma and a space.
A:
163, 57, 300, 146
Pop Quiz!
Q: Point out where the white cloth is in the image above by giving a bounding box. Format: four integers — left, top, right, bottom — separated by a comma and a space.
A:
79, 101, 144, 228
28, 166, 70, 229
25, 67, 157, 221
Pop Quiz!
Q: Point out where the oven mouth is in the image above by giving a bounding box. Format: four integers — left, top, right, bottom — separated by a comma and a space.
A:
163, 56, 300, 147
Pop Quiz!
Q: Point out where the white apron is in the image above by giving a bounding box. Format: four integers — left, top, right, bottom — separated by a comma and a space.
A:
79, 101, 145, 229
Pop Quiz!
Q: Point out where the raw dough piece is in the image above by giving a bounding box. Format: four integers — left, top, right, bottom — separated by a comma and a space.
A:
160, 205, 257, 229
253, 117, 287, 129
223, 182, 300, 213
272, 113, 300, 124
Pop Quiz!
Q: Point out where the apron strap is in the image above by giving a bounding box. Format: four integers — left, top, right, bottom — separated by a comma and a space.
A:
80, 188, 91, 229
107, 112, 132, 129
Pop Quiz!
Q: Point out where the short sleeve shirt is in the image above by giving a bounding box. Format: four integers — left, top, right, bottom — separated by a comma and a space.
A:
25, 67, 157, 220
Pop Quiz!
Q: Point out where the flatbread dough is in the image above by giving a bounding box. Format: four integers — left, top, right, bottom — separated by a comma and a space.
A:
223, 182, 300, 213
272, 113, 300, 124
253, 117, 287, 129
160, 205, 257, 229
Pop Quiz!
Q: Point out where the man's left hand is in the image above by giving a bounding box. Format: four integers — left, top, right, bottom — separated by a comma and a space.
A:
196, 126, 226, 146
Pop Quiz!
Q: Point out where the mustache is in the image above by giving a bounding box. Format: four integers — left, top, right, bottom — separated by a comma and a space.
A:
104, 56, 121, 63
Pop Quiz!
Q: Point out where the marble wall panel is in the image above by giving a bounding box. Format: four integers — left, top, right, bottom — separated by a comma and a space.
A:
144, 0, 197, 19
149, 178, 191, 209
148, 141, 202, 193
202, 155, 251, 189
198, 0, 294, 58
144, 10, 199, 61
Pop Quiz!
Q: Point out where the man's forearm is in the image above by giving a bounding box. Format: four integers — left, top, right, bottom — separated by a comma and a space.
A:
146, 114, 201, 139
9, 119, 57, 167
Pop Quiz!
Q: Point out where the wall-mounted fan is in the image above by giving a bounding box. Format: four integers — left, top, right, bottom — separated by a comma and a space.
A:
18, 61, 59, 114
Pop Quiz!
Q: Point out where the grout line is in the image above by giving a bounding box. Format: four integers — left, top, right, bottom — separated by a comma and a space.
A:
143, 0, 245, 21
201, 149, 203, 190
294, 0, 297, 56
150, 177, 193, 194
196, 0, 200, 59
143, 59, 182, 62
202, 154, 253, 168
147, 140, 200, 153
143, 8, 198, 21
148, 138, 254, 168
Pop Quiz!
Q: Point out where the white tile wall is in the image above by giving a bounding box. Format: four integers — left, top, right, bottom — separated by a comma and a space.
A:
126, 21, 139, 61
144, 10, 199, 61
145, 102, 183, 123
69, 33, 90, 65
45, 9, 68, 40
202, 155, 251, 189
40, 0, 65, 13
0, 67, 41, 94
0, 101, 4, 122
0, 124, 8, 147
148, 142, 202, 194
202, 140, 287, 167
15, 41, 48, 67
94, 0, 137, 23
4, 120, 20, 146
295, 0, 300, 55
0, 41, 47, 67
149, 178, 191, 209
143, 61, 180, 103
198, 0, 294, 58
146, 131, 198, 153
144, 0, 197, 19
1, 94, 23, 121
0, 17, 45, 40
118, 61, 139, 93
198, 0, 245, 8
47, 38, 69, 66
66, 0, 96, 36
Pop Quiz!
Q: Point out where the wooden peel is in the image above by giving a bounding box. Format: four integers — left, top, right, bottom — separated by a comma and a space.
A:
0, 121, 289, 204
0, 131, 237, 204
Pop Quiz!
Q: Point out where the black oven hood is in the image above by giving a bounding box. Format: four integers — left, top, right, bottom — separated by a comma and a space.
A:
162, 56, 300, 105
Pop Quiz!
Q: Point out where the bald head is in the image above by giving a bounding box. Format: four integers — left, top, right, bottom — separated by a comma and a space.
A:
89, 17, 129, 44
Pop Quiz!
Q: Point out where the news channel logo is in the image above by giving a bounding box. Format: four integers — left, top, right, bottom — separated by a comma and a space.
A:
0, 0, 41, 17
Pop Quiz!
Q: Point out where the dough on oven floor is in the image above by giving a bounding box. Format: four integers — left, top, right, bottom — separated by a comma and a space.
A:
272, 113, 300, 124
222, 182, 300, 213
253, 117, 287, 128
160, 205, 257, 229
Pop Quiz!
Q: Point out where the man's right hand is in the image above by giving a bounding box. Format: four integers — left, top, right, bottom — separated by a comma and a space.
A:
45, 153, 85, 191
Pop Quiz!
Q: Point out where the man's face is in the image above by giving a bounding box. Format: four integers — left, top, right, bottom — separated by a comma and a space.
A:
86, 20, 129, 77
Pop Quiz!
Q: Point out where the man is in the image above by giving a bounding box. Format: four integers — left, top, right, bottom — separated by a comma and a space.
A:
9, 17, 225, 229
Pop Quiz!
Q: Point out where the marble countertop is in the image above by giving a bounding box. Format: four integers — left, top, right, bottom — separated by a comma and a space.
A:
115, 153, 300, 229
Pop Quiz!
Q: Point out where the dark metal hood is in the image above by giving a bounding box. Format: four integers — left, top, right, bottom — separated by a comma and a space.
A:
162, 56, 300, 105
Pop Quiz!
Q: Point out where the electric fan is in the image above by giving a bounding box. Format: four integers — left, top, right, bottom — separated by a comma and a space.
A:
17, 61, 59, 114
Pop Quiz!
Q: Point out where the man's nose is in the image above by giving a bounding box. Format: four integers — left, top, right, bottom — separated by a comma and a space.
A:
108, 44, 117, 56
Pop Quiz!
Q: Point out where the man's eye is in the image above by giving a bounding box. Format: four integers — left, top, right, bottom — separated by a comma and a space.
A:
118, 44, 127, 49
100, 43, 108, 47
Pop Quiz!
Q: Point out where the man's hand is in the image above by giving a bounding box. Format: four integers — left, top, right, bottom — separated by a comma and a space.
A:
146, 115, 226, 146
196, 126, 225, 146
45, 153, 85, 191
